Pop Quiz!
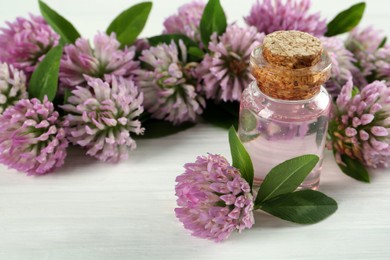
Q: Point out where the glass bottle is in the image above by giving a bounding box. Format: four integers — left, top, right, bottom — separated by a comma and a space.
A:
238, 31, 332, 190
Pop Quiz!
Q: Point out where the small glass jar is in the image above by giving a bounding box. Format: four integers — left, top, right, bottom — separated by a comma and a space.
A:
238, 31, 332, 190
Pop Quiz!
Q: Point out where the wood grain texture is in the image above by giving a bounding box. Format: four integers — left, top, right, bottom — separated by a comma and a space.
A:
1, 1, 390, 259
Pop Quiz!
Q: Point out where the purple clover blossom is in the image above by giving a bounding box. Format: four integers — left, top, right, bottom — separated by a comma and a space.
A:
346, 26, 384, 57
60, 32, 139, 89
163, 1, 205, 46
374, 44, 390, 84
245, 0, 326, 36
175, 154, 254, 242
197, 24, 264, 102
61, 76, 144, 163
0, 97, 68, 175
345, 26, 386, 87
320, 37, 356, 98
0, 62, 28, 114
0, 14, 59, 78
332, 78, 390, 168
136, 40, 205, 125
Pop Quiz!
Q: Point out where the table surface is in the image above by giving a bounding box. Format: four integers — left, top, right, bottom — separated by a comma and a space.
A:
1, 1, 390, 259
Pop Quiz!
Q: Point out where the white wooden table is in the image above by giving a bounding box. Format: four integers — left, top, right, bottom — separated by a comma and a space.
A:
1, 1, 390, 259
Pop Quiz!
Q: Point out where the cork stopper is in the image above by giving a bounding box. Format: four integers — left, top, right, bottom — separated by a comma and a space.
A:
251, 30, 331, 100
263, 31, 323, 69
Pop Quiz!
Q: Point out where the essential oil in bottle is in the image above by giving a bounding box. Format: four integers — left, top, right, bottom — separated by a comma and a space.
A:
238, 30, 332, 190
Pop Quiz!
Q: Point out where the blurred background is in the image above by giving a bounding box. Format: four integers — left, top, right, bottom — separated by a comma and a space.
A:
0, 0, 388, 38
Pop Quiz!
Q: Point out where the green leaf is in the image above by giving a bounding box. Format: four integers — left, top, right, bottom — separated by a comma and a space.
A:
39, 0, 81, 44
136, 119, 195, 139
148, 34, 198, 47
202, 100, 238, 129
188, 46, 205, 61
378, 37, 387, 49
258, 190, 338, 224
325, 2, 366, 36
255, 155, 319, 204
228, 126, 254, 189
28, 45, 63, 102
107, 2, 152, 46
200, 0, 227, 49
334, 151, 370, 183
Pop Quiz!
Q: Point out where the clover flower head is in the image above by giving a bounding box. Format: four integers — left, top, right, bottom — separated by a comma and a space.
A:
136, 40, 205, 125
0, 14, 59, 77
320, 37, 356, 98
62, 76, 144, 163
163, 1, 205, 45
175, 153, 254, 242
60, 32, 139, 89
197, 24, 264, 101
0, 97, 68, 175
332, 78, 390, 168
0, 62, 28, 114
245, 0, 326, 36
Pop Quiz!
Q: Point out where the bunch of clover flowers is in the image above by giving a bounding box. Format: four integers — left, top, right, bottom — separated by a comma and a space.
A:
0, 0, 389, 182
0, 8, 147, 174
